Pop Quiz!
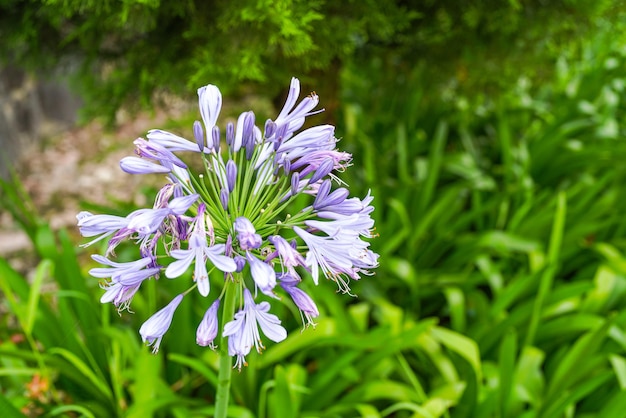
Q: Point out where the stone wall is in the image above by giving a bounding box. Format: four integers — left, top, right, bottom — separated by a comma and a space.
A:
0, 67, 82, 178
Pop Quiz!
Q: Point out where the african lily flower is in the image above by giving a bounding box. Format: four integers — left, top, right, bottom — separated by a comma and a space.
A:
77, 77, 378, 366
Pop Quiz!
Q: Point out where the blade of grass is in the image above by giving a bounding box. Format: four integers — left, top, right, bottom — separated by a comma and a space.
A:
24, 259, 52, 335
525, 192, 567, 347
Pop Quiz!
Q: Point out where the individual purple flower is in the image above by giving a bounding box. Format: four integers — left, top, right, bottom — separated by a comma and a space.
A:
272, 77, 321, 138
313, 182, 350, 211
198, 84, 222, 133
291, 172, 300, 197
133, 138, 187, 169
232, 112, 248, 152
226, 160, 237, 192
308, 158, 334, 184
212, 126, 221, 150
279, 273, 319, 328
290, 150, 352, 172
197, 299, 220, 349
226, 121, 235, 147
293, 225, 358, 288
223, 289, 287, 370
220, 188, 229, 211
89, 255, 159, 282
100, 281, 142, 312
246, 251, 277, 298
120, 156, 172, 174
92, 255, 160, 312
277, 125, 335, 154
193, 120, 204, 151
234, 255, 246, 273
139, 294, 184, 353
316, 190, 375, 218
165, 205, 237, 296
306, 214, 375, 239
147, 129, 210, 153
268, 235, 305, 276
127, 194, 199, 235
234, 217, 262, 250
76, 211, 129, 246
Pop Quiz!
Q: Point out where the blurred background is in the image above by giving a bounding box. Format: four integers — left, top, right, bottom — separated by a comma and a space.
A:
3, 1, 626, 417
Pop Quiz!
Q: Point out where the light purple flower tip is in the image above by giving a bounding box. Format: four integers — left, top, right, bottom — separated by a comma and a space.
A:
279, 274, 319, 327
134, 138, 187, 169
275, 77, 301, 124
168, 194, 199, 215
77, 211, 128, 238
233, 112, 247, 152
268, 235, 305, 271
126, 208, 170, 235
314, 187, 350, 211
212, 125, 221, 150
100, 281, 142, 311
197, 299, 220, 348
264, 119, 275, 138
309, 158, 334, 184
89, 255, 158, 284
226, 160, 237, 192
226, 122, 235, 147
278, 125, 333, 153
139, 294, 184, 353
120, 157, 171, 174
314, 180, 331, 205
234, 255, 246, 272
243, 112, 256, 159
198, 84, 222, 132
246, 251, 277, 297
220, 188, 229, 211
147, 129, 208, 153
291, 172, 300, 197
235, 217, 262, 250
193, 121, 204, 151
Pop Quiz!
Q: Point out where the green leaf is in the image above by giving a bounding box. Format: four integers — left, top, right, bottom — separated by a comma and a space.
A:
0, 391, 25, 418
47, 405, 97, 418
498, 330, 517, 417
431, 326, 482, 383
168, 353, 219, 389
48, 348, 113, 402
609, 354, 626, 390
543, 318, 612, 405
25, 259, 52, 334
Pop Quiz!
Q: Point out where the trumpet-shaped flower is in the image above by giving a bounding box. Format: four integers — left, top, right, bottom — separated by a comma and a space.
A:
223, 289, 287, 369
165, 205, 237, 296
235, 217, 262, 250
139, 294, 184, 353
197, 299, 220, 348
246, 251, 277, 298
279, 273, 319, 327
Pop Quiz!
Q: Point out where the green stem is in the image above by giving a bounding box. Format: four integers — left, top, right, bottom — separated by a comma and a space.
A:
214, 281, 237, 418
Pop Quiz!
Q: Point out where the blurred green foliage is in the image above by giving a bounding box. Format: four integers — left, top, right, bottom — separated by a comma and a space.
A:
4, 1, 626, 417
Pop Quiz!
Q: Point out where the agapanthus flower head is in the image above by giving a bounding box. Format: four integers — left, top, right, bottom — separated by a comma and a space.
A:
77, 77, 378, 364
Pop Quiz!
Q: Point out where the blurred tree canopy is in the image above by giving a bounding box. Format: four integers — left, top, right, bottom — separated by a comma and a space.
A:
0, 0, 621, 121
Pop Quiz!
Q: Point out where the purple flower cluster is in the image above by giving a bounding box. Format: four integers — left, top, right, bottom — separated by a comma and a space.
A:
77, 78, 379, 367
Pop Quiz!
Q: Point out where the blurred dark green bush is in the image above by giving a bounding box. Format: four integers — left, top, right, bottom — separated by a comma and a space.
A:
0, 0, 620, 121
